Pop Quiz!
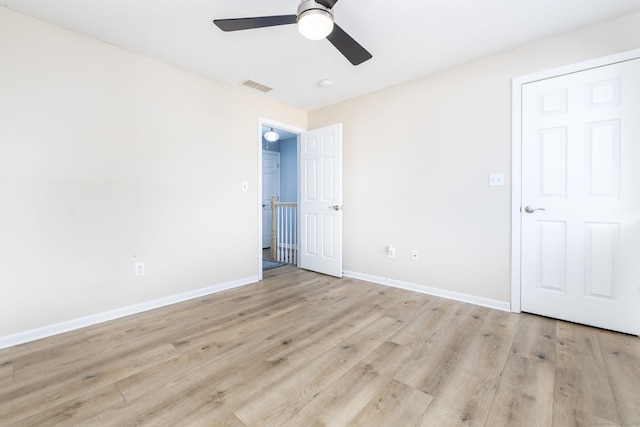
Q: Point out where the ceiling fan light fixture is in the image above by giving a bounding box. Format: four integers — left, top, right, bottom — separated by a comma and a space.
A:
213, 0, 372, 66
264, 128, 280, 142
297, 0, 334, 40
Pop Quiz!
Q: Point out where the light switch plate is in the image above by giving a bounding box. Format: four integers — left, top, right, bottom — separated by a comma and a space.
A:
489, 174, 505, 187
242, 182, 249, 192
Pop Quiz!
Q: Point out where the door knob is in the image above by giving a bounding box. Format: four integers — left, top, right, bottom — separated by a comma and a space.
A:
329, 205, 342, 211
262, 204, 267, 208
524, 206, 546, 213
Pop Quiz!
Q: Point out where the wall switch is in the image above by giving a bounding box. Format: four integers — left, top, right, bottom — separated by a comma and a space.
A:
135, 262, 145, 277
388, 245, 396, 258
242, 182, 249, 192
489, 173, 505, 187
411, 250, 419, 261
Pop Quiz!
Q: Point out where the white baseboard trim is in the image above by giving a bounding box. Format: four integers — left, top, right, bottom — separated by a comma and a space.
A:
0, 275, 259, 350
343, 270, 511, 312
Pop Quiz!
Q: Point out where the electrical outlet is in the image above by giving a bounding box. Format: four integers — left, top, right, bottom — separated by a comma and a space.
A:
135, 262, 145, 277
388, 245, 395, 258
411, 250, 419, 261
489, 173, 505, 187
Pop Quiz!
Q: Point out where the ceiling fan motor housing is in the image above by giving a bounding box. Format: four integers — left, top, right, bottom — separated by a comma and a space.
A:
297, 0, 334, 20
297, 0, 335, 40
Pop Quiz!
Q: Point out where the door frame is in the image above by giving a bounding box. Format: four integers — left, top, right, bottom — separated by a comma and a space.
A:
257, 117, 305, 281
510, 48, 640, 313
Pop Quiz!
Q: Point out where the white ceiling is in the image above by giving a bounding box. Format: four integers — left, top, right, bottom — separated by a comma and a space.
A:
4, 0, 640, 110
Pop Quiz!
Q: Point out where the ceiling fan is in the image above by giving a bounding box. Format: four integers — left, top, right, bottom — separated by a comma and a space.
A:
213, 0, 372, 66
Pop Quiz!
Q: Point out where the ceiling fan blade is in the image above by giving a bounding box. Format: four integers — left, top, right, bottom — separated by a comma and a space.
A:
316, 0, 339, 8
326, 23, 372, 66
214, 15, 297, 32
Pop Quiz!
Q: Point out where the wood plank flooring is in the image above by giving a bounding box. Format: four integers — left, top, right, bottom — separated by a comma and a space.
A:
1, 265, 639, 426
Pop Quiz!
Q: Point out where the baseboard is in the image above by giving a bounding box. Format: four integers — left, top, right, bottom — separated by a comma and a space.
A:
1, 271, 511, 350
0, 275, 259, 350
342, 270, 511, 312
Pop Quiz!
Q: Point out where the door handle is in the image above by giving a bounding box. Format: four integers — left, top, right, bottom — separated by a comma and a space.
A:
329, 205, 342, 211
262, 204, 267, 208
524, 206, 546, 213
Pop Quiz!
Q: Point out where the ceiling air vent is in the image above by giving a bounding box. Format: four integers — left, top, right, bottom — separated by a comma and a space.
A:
242, 79, 273, 93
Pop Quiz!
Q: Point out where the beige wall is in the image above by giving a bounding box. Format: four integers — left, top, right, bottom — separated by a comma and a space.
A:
308, 12, 640, 303
2, 5, 640, 341
0, 8, 306, 337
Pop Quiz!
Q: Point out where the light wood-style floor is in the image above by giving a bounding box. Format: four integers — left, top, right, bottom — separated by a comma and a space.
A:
1, 266, 639, 426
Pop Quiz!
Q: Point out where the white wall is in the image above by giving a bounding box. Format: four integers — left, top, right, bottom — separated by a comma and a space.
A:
308, 12, 640, 304
0, 8, 306, 338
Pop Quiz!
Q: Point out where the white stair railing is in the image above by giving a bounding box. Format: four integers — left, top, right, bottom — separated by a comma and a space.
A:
270, 196, 298, 264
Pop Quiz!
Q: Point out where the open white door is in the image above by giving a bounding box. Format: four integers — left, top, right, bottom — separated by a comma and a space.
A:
519, 57, 640, 335
299, 124, 343, 277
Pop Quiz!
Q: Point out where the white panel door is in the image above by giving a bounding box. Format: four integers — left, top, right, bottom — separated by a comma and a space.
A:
521, 58, 640, 335
299, 124, 342, 277
262, 151, 280, 249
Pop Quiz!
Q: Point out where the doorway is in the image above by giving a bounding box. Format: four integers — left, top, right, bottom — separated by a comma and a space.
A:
257, 119, 304, 279
257, 119, 345, 280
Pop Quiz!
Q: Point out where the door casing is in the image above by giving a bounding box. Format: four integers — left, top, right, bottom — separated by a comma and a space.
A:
510, 48, 640, 312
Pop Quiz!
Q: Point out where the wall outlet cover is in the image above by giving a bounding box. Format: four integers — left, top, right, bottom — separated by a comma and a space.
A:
388, 246, 396, 258
135, 262, 145, 277
489, 173, 505, 187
